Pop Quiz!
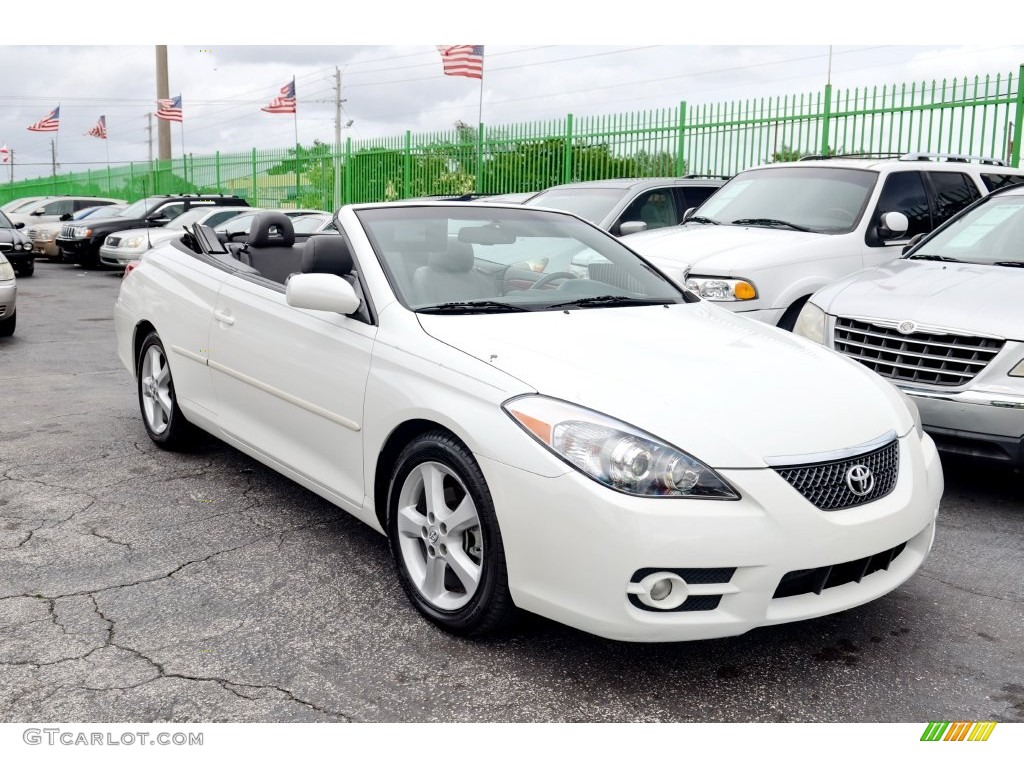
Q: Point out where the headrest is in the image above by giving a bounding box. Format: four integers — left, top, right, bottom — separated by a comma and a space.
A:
427, 240, 474, 273
248, 211, 295, 247
301, 235, 353, 277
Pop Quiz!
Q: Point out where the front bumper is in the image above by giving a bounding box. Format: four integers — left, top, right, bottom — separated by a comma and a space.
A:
479, 431, 942, 642
31, 237, 60, 258
55, 237, 91, 260
902, 386, 1024, 465
100, 245, 146, 267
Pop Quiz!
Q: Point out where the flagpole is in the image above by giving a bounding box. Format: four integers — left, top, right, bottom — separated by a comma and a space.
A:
477, 57, 484, 194
293, 75, 300, 204
179, 102, 187, 187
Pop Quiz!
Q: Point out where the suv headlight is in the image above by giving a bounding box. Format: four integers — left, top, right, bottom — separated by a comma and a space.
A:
793, 301, 826, 344
504, 395, 740, 499
72, 226, 92, 238
684, 275, 757, 301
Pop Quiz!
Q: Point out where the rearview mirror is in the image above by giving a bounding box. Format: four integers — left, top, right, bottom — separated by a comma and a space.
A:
286, 273, 361, 315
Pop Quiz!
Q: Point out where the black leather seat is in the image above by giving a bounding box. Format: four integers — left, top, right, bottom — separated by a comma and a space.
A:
411, 241, 496, 305
300, 235, 353, 277
239, 212, 305, 284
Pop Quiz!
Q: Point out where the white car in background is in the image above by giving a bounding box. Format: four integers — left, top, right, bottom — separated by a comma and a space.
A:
0, 253, 16, 336
794, 182, 1024, 468
115, 203, 942, 642
99, 206, 253, 268
623, 154, 1024, 329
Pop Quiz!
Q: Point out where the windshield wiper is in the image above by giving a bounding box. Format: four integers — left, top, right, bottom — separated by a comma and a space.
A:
993, 260, 1024, 268
730, 217, 811, 232
545, 295, 670, 310
686, 215, 720, 225
417, 300, 528, 314
906, 253, 962, 262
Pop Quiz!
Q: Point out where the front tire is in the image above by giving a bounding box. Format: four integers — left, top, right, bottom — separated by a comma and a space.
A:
137, 331, 196, 450
0, 311, 15, 338
16, 261, 34, 277
387, 431, 515, 636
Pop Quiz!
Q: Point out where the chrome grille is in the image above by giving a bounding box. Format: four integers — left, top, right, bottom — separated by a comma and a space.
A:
27, 227, 41, 239
834, 317, 1004, 387
0, 243, 10, 252
59, 224, 76, 239
773, 439, 899, 511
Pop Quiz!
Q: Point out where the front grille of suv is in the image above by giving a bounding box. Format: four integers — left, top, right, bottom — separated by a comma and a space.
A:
772, 439, 899, 511
834, 317, 1004, 387
59, 224, 76, 239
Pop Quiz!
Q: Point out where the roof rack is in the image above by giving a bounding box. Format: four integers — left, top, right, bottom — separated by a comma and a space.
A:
899, 152, 1006, 166
683, 173, 731, 180
798, 152, 902, 161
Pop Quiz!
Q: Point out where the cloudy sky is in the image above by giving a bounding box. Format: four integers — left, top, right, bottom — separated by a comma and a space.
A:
2, 3, 1022, 180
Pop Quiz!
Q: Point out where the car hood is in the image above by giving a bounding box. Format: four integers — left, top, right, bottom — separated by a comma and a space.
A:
623, 224, 832, 276
106, 226, 177, 244
812, 259, 1024, 341
0, 229, 29, 244
417, 303, 911, 468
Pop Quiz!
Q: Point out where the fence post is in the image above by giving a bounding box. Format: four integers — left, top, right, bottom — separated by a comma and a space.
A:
215, 151, 221, 192
345, 137, 352, 204
1012, 64, 1024, 167
563, 113, 574, 184
677, 100, 688, 175
820, 83, 833, 156
476, 122, 484, 193
251, 148, 258, 205
404, 130, 412, 199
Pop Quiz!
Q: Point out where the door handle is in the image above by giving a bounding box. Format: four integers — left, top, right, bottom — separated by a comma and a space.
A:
214, 309, 235, 326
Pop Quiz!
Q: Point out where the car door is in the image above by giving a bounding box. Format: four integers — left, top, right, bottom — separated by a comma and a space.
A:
207, 271, 376, 507
863, 171, 932, 266
924, 171, 982, 228
615, 188, 679, 233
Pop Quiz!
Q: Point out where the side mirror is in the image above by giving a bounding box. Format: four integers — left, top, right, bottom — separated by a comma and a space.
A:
878, 211, 909, 239
286, 273, 360, 315
682, 207, 697, 222
618, 221, 648, 236
901, 232, 926, 255
59, 213, 73, 221
14, 222, 24, 230
31, 208, 44, 216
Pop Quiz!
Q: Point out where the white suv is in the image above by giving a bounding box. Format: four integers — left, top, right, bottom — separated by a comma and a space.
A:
621, 154, 1024, 329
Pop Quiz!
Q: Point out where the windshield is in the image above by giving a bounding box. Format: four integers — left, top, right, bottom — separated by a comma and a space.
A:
356, 206, 688, 312
292, 214, 332, 234
906, 191, 1024, 266
75, 205, 124, 221
0, 210, 13, 228
524, 188, 624, 224
696, 166, 876, 233
118, 198, 158, 218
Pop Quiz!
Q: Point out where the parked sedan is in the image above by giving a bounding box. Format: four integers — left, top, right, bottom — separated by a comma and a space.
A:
98, 205, 252, 268
0, 253, 15, 336
0, 209, 34, 277
794, 183, 1024, 467
30, 205, 126, 259
115, 204, 942, 642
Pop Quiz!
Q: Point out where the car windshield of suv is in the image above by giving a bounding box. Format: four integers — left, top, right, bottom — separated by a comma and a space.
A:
357, 206, 688, 313
118, 199, 160, 219
695, 166, 876, 233
0, 210, 13, 229
523, 188, 625, 224
906, 191, 1024, 266
75, 205, 125, 221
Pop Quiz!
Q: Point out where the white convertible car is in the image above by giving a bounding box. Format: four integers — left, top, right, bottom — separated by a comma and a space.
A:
114, 204, 943, 642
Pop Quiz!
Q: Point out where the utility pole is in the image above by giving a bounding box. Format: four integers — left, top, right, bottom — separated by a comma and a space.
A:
146, 113, 154, 164
333, 66, 349, 210
156, 45, 171, 161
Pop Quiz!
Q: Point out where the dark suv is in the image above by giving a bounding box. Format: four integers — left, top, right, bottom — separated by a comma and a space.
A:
56, 194, 249, 267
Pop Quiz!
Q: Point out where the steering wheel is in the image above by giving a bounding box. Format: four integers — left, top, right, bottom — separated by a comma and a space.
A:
532, 271, 577, 290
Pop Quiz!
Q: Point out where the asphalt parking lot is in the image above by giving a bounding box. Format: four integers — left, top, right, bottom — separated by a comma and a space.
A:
1, 262, 1022, 723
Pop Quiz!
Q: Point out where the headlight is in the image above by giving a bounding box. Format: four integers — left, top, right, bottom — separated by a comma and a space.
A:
792, 301, 826, 344
0, 260, 14, 280
503, 395, 740, 499
72, 226, 92, 238
684, 275, 758, 301
1009, 360, 1024, 377
121, 236, 146, 249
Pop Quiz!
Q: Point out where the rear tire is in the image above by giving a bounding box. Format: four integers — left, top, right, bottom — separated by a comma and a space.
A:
137, 331, 196, 450
16, 261, 34, 277
387, 430, 516, 636
0, 311, 15, 338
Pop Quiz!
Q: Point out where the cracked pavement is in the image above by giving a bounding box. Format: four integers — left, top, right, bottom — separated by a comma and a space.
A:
0, 262, 1022, 723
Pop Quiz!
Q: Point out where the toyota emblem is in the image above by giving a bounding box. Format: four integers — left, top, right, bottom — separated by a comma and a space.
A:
897, 320, 916, 334
845, 464, 875, 496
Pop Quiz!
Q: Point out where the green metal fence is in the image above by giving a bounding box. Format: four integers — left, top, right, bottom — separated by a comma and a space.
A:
4, 66, 1024, 209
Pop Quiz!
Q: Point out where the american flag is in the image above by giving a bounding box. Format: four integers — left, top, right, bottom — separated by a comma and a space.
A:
0, 145, 9, 164
437, 46, 484, 79
156, 95, 183, 123
27, 106, 60, 132
261, 79, 297, 114
86, 115, 107, 140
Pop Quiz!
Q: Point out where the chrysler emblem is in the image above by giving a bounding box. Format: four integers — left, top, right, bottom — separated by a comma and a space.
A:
845, 464, 875, 496
897, 320, 917, 334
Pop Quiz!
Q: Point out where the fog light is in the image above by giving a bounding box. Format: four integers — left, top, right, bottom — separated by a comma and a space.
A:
634, 571, 689, 610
